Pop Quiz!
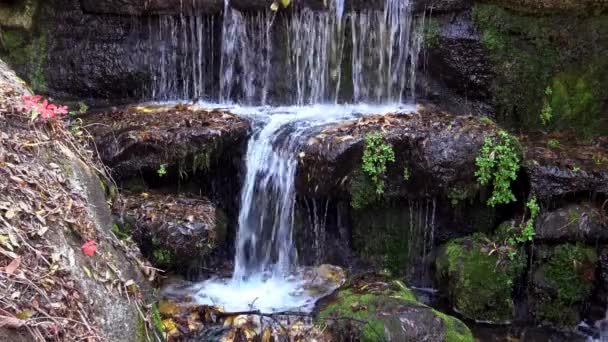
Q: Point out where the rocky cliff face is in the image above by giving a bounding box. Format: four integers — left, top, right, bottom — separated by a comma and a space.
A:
0, 59, 155, 341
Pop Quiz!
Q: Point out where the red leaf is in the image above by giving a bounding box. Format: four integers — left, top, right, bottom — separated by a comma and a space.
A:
81, 240, 97, 257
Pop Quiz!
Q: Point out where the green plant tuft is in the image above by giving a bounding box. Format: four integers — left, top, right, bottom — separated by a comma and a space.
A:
475, 130, 521, 207
361, 132, 395, 195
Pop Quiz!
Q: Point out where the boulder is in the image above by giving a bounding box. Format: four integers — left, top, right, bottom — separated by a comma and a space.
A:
530, 244, 598, 329
115, 192, 227, 272
435, 234, 526, 323
85, 104, 250, 180
535, 202, 608, 243
81, 0, 224, 16
523, 136, 608, 199
296, 109, 498, 199
0, 58, 152, 341
487, 0, 608, 14
424, 11, 492, 102
317, 273, 473, 341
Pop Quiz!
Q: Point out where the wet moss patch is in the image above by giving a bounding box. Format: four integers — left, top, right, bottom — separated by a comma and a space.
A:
317, 274, 473, 342
473, 3, 608, 137
436, 233, 526, 323
531, 243, 597, 328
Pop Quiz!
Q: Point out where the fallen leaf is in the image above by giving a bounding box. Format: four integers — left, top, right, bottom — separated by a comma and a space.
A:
5, 256, 20, 275
0, 315, 25, 329
81, 240, 97, 256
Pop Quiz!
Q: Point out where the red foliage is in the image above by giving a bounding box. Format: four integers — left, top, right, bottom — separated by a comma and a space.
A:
81, 240, 97, 257
20, 95, 68, 120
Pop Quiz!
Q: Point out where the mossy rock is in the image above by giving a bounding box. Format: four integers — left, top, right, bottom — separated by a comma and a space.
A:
316, 274, 473, 342
531, 243, 598, 328
436, 233, 526, 323
488, 0, 608, 14
351, 202, 428, 276
472, 3, 608, 137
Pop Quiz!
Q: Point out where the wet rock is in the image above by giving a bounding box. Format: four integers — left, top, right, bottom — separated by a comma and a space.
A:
86, 105, 250, 180
487, 0, 608, 14
424, 11, 492, 102
416, 0, 472, 12
435, 234, 526, 323
535, 202, 608, 243
296, 109, 498, 200
317, 273, 473, 341
41, 0, 152, 103
530, 244, 598, 329
523, 136, 608, 199
115, 191, 228, 272
81, 0, 224, 15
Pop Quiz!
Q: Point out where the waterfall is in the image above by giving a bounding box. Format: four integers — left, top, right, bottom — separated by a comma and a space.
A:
146, 0, 422, 104
147, 14, 217, 101
219, 4, 273, 105
288, 0, 346, 105
351, 0, 422, 103
188, 103, 414, 312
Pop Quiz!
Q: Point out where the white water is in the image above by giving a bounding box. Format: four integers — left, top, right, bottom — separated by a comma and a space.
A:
147, 0, 423, 105
186, 102, 416, 313
149, 0, 424, 314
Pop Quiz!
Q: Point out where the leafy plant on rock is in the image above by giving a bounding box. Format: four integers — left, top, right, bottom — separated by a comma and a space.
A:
475, 130, 521, 207
362, 132, 395, 196
503, 195, 539, 259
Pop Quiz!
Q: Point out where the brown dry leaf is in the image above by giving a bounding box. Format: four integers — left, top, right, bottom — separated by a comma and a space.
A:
0, 315, 25, 329
9, 176, 25, 186
5, 256, 21, 275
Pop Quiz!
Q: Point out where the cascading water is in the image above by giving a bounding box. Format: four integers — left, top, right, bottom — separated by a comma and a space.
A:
155, 0, 425, 313
147, 14, 218, 100
219, 2, 273, 105
147, 0, 423, 104
351, 0, 424, 103
184, 103, 414, 313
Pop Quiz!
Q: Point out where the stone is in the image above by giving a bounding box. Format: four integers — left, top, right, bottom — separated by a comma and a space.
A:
424, 11, 492, 103
535, 202, 608, 243
316, 273, 473, 341
435, 234, 526, 323
115, 191, 228, 272
86, 104, 250, 180
487, 0, 608, 14
296, 109, 498, 200
530, 244, 598, 329
523, 137, 608, 199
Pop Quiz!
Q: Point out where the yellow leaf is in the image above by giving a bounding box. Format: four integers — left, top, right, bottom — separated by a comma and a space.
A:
16, 310, 34, 320
162, 319, 177, 332
83, 266, 92, 278
280, 0, 291, 7
270, 1, 279, 11
262, 327, 273, 342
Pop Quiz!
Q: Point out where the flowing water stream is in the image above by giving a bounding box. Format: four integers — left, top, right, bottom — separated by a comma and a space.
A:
157, 0, 423, 314
184, 103, 415, 313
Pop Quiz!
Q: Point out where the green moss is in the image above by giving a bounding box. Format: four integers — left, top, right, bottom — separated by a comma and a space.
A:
433, 310, 474, 342
0, 26, 46, 93
318, 279, 472, 342
437, 234, 526, 323
317, 289, 390, 341
472, 3, 608, 136
152, 248, 173, 267
1, 29, 31, 66
424, 17, 441, 49
349, 171, 381, 210
351, 204, 424, 276
112, 223, 131, 240
534, 243, 597, 327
